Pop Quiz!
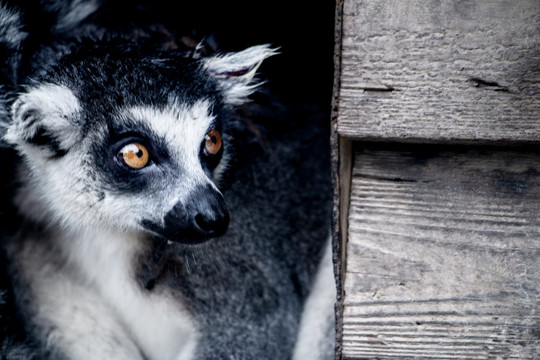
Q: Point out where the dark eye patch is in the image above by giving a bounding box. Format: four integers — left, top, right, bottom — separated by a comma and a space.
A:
92, 123, 171, 193
109, 121, 171, 165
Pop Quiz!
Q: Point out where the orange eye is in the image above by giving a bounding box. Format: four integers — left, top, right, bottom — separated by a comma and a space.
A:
204, 129, 222, 155
118, 143, 149, 169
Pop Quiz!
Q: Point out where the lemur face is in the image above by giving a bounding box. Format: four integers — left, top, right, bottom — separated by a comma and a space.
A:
93, 97, 230, 243
4, 44, 275, 244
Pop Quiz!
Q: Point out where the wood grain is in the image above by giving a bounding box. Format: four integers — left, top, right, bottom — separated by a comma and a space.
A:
343, 145, 540, 359
332, 2, 347, 357
337, 0, 540, 143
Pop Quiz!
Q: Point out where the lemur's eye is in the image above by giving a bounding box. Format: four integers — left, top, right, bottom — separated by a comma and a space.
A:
117, 143, 150, 169
204, 129, 222, 156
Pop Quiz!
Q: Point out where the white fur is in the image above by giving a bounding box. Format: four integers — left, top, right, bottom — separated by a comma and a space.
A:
11, 227, 198, 360
204, 45, 278, 105
3, 85, 95, 230
292, 236, 336, 360
3, 43, 283, 359
5, 87, 213, 360
64, 228, 199, 360
4, 48, 280, 358
6, 95, 220, 237
125, 101, 221, 212
127, 100, 214, 175
5, 83, 82, 149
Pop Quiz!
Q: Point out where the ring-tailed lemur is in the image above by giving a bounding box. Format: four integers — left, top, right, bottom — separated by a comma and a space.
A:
0, 2, 336, 359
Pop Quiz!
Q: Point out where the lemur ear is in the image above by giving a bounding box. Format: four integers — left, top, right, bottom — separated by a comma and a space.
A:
4, 84, 82, 157
203, 44, 278, 105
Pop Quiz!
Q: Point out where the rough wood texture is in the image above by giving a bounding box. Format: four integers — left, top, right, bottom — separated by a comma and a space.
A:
343, 145, 540, 359
331, 1, 346, 358
337, 0, 540, 143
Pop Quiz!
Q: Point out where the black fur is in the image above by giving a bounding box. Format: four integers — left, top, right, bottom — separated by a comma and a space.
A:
0, 1, 333, 359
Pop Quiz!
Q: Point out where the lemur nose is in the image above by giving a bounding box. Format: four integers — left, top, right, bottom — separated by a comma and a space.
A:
145, 184, 230, 244
186, 184, 229, 238
194, 211, 229, 237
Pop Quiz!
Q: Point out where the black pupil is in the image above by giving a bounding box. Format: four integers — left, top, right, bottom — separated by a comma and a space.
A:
210, 136, 217, 144
136, 149, 143, 157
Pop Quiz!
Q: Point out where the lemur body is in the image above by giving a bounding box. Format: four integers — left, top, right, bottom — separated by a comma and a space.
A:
0, 2, 335, 359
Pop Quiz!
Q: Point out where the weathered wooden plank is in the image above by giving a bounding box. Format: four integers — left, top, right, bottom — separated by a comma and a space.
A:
343, 145, 540, 359
337, 0, 540, 143
332, 2, 347, 358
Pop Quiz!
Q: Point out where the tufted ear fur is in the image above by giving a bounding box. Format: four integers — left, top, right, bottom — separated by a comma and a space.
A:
4, 84, 83, 157
203, 44, 277, 105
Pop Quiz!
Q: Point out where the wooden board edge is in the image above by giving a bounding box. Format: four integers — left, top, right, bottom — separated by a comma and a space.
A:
331, 0, 347, 358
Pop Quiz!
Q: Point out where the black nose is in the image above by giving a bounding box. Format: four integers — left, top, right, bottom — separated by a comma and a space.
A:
194, 211, 229, 237
145, 184, 229, 244
186, 184, 229, 238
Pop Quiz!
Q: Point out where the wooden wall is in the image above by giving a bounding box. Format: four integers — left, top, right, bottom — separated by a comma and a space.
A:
332, 1, 540, 358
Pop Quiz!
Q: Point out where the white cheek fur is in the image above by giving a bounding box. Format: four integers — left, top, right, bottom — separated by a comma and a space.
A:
11, 99, 225, 234
124, 101, 220, 206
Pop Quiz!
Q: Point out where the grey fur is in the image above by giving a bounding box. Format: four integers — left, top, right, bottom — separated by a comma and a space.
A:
0, 1, 335, 359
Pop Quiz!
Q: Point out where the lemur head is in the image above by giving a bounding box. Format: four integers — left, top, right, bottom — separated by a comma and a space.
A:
4, 43, 276, 244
